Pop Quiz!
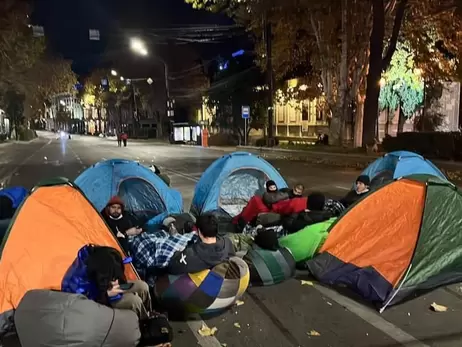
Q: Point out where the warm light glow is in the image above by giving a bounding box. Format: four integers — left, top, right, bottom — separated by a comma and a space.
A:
414, 68, 422, 76
120, 76, 124, 81
130, 37, 148, 56
299, 84, 308, 91
111, 70, 118, 76
379, 77, 386, 87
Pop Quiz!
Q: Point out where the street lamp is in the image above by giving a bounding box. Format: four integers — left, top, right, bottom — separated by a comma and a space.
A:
111, 69, 118, 76
379, 77, 386, 87
120, 76, 124, 81
130, 38, 148, 56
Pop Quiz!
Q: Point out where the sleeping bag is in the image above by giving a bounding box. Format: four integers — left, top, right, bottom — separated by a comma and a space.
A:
14, 290, 141, 347
278, 218, 336, 263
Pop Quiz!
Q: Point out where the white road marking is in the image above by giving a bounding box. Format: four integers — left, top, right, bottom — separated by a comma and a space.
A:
187, 318, 223, 347
334, 185, 350, 190
312, 285, 429, 347
0, 138, 52, 186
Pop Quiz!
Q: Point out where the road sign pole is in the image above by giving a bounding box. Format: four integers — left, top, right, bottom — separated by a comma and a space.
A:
241, 105, 250, 146
244, 118, 247, 146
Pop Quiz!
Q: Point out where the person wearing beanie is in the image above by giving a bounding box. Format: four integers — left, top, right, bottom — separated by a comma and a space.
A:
102, 196, 143, 254
339, 175, 371, 208
262, 180, 291, 207
265, 180, 278, 192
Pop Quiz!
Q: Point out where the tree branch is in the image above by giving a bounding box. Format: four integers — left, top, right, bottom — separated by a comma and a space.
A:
382, 0, 408, 71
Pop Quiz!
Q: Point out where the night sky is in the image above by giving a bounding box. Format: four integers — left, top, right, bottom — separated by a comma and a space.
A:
31, 0, 235, 75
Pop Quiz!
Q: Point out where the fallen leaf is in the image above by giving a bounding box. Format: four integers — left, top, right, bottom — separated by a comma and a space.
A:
236, 300, 244, 306
307, 330, 321, 336
198, 324, 218, 337
430, 302, 448, 312
234, 322, 241, 329
301, 280, 314, 286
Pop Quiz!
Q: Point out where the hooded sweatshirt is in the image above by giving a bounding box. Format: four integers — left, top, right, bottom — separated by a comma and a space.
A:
168, 236, 235, 275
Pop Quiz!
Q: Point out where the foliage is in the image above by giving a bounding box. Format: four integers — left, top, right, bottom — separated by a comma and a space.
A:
0, 0, 45, 93
379, 45, 424, 118
205, 54, 266, 140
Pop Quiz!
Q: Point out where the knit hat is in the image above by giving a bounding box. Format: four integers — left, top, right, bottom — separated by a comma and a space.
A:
307, 192, 326, 211
163, 216, 176, 227
265, 180, 277, 192
356, 175, 371, 186
106, 196, 124, 208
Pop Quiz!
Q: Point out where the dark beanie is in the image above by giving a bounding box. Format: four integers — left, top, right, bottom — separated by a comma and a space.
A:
356, 175, 370, 186
307, 192, 326, 211
265, 180, 277, 192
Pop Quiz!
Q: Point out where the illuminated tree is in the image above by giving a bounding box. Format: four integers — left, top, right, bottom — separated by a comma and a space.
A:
379, 45, 424, 133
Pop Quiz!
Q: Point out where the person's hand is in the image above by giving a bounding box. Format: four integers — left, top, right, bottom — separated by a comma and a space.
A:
126, 227, 143, 236
107, 281, 124, 297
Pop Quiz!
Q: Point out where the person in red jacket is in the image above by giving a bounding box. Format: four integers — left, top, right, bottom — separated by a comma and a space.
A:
271, 192, 325, 216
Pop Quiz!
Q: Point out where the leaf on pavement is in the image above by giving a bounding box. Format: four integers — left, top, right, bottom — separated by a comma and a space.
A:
301, 280, 314, 286
430, 302, 448, 312
234, 322, 241, 329
198, 324, 218, 337
307, 330, 321, 336
236, 300, 244, 306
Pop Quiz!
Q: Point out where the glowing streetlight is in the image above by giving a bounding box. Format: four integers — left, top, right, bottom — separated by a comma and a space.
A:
120, 76, 124, 81
130, 38, 148, 56
379, 77, 386, 87
111, 69, 118, 76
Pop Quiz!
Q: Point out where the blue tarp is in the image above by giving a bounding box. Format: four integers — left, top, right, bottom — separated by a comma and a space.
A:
0, 187, 28, 209
75, 159, 183, 226
360, 151, 447, 187
190, 152, 287, 216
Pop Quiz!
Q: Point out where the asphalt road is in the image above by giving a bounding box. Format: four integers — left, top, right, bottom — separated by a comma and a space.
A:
2, 132, 462, 347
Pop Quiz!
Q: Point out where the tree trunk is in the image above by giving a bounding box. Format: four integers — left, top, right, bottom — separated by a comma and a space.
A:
338, 0, 349, 146
397, 105, 405, 133
362, 0, 385, 147
385, 108, 390, 136
363, 0, 408, 146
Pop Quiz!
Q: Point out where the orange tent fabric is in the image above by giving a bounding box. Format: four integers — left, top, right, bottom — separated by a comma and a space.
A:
319, 179, 425, 286
0, 183, 138, 316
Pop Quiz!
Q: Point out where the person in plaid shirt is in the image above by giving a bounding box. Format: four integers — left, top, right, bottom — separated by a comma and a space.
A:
130, 228, 198, 278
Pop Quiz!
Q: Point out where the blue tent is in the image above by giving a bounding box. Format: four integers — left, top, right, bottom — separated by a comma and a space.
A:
190, 152, 287, 217
75, 159, 183, 225
360, 151, 447, 187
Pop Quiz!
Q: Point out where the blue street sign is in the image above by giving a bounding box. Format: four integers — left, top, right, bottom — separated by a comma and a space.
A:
242, 106, 250, 119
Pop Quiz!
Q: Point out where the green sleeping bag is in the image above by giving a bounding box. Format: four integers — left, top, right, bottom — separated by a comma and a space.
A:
278, 218, 337, 263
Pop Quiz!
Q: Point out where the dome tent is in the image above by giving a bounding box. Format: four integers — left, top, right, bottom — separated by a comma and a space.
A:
359, 151, 446, 188
75, 159, 183, 226
307, 175, 462, 311
190, 152, 287, 217
0, 177, 138, 336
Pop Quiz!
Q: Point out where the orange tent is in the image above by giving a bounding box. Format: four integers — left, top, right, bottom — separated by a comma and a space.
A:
0, 177, 138, 334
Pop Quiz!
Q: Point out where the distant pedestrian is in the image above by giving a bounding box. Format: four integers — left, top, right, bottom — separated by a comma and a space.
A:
117, 132, 122, 147
121, 132, 128, 147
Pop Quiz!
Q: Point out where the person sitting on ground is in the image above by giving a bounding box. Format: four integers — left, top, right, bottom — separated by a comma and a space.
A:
101, 196, 143, 254
162, 213, 196, 235
262, 180, 290, 207
339, 175, 370, 208
280, 183, 305, 199
129, 217, 200, 279
168, 214, 235, 275
271, 192, 326, 217
282, 195, 332, 234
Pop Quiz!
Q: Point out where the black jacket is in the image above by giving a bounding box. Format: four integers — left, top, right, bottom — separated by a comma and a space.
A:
339, 189, 369, 208
262, 191, 289, 207
102, 214, 133, 255
168, 237, 235, 275
282, 210, 333, 234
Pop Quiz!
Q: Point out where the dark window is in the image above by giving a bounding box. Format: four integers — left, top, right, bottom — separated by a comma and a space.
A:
302, 104, 309, 121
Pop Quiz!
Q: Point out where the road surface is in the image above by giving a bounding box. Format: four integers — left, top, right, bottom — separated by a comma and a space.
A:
2, 132, 461, 347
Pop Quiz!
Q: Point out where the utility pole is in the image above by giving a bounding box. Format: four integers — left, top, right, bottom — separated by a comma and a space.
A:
264, 16, 274, 146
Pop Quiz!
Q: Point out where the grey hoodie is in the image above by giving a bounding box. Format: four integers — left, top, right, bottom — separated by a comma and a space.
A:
168, 237, 235, 274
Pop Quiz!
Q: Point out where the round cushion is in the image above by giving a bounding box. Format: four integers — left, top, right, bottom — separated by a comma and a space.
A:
154, 257, 250, 314
243, 247, 296, 286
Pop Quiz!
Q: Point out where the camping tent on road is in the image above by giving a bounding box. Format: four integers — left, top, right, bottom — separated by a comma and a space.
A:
360, 151, 447, 188
308, 175, 462, 311
75, 159, 183, 226
0, 178, 138, 335
190, 152, 287, 217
